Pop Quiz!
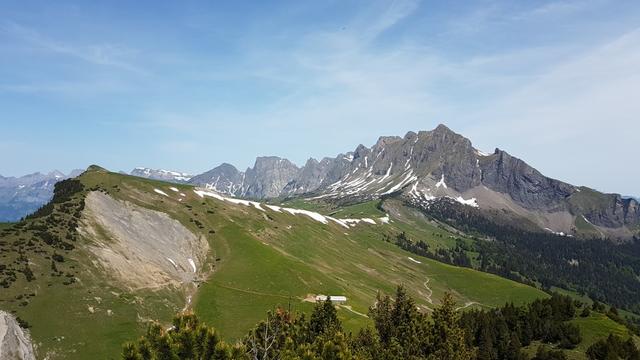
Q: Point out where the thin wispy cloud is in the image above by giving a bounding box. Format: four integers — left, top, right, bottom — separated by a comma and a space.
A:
1, 0, 638, 195
1, 21, 146, 74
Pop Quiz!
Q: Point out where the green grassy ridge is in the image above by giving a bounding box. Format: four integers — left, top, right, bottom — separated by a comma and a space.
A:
0, 172, 187, 359
521, 313, 637, 360
1, 168, 623, 359
183, 190, 547, 341
569, 313, 636, 354
80, 171, 546, 342
278, 198, 386, 219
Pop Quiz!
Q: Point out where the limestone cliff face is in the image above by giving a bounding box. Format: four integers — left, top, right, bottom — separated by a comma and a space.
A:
0, 311, 36, 360
478, 149, 575, 211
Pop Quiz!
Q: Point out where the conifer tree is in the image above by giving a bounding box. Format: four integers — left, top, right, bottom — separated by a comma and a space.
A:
427, 293, 475, 360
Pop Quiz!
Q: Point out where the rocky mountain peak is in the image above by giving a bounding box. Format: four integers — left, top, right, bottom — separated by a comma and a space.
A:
404, 131, 418, 140
374, 136, 402, 149
217, 163, 239, 172
252, 156, 298, 171
178, 124, 638, 239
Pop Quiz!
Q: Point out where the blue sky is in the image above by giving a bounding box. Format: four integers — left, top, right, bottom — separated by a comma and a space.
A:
1, 0, 639, 195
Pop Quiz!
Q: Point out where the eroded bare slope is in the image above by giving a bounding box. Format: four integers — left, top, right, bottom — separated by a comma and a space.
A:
80, 191, 209, 290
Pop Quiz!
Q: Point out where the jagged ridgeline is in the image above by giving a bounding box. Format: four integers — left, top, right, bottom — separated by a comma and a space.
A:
177, 125, 640, 241
1, 157, 639, 358
0, 165, 553, 359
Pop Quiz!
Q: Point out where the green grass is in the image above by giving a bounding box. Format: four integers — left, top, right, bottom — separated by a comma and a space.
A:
327, 200, 386, 218
0, 169, 554, 358
523, 313, 638, 360
191, 192, 546, 341
565, 313, 637, 359
569, 187, 613, 211
550, 287, 593, 306
279, 199, 385, 219
573, 212, 604, 239
0, 222, 14, 230
277, 198, 334, 213
550, 287, 640, 321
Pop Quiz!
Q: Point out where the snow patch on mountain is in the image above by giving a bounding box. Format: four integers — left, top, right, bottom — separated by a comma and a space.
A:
193, 189, 381, 229
132, 168, 192, 182
154, 189, 169, 197
453, 196, 478, 208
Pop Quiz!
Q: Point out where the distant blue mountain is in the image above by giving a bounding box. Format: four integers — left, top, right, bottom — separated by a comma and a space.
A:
0, 169, 83, 222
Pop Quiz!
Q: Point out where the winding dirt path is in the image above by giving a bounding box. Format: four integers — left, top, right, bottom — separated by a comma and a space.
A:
455, 301, 479, 311
423, 278, 433, 304
338, 305, 368, 318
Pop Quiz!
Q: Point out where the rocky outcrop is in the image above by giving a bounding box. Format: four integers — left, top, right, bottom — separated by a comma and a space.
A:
571, 190, 640, 228
479, 149, 575, 211
188, 158, 300, 199
188, 163, 244, 196
242, 157, 300, 198
0, 311, 36, 360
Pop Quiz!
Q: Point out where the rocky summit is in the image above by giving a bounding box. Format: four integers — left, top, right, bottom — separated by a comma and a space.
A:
175, 124, 639, 240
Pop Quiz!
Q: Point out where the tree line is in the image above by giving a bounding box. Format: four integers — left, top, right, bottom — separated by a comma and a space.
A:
415, 198, 640, 314
121, 287, 638, 359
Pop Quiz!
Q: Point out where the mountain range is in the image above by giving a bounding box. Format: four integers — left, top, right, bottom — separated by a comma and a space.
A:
0, 170, 83, 222
1, 125, 639, 359
3, 125, 638, 240
137, 124, 639, 240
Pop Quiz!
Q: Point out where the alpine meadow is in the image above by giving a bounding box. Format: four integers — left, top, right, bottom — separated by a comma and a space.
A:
1, 1, 640, 360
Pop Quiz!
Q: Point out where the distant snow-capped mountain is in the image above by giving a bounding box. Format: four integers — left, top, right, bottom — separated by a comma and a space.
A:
129, 168, 193, 183
0, 169, 84, 222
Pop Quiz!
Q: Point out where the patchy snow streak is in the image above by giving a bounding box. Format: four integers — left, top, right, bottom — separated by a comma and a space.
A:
454, 196, 479, 208
283, 208, 328, 224
544, 228, 568, 237
435, 174, 447, 189
194, 189, 264, 211
188, 258, 197, 273
194, 189, 384, 230
154, 188, 169, 197
266, 205, 282, 212
408, 257, 422, 264
382, 171, 417, 195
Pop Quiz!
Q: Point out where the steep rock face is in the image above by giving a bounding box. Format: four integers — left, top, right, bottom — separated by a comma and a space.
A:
185, 124, 638, 237
189, 157, 301, 199
242, 157, 300, 198
188, 163, 244, 196
411, 125, 482, 191
571, 190, 640, 228
282, 158, 338, 195
0, 311, 36, 360
479, 149, 575, 211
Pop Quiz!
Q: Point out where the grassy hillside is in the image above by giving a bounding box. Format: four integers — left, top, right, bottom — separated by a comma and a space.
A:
3, 168, 627, 359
